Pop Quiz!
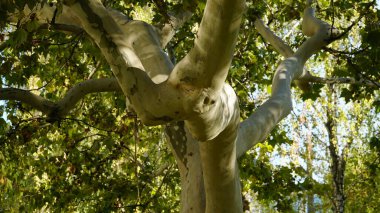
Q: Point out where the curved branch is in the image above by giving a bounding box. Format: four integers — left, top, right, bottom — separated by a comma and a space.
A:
236, 58, 298, 157
62, 1, 187, 125
5, 1, 173, 85
66, 0, 174, 82
0, 88, 55, 114
254, 17, 313, 91
158, 9, 192, 48
237, 1, 340, 158
0, 78, 121, 120
254, 18, 378, 89
254, 18, 293, 57
55, 77, 121, 117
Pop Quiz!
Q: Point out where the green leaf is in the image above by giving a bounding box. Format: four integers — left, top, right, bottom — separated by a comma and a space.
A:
300, 83, 324, 100
11, 29, 28, 47
369, 136, 380, 152
26, 20, 40, 32
26, 0, 38, 9
341, 88, 353, 102
365, 30, 380, 46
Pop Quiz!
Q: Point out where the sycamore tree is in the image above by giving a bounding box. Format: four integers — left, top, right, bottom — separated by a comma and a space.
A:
1, 0, 379, 212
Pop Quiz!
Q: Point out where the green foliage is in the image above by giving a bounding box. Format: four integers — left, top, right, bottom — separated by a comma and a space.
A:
239, 143, 312, 212
0, 105, 180, 211
268, 127, 293, 146
300, 83, 324, 101
9, 29, 28, 47
0, 2, 184, 211
369, 135, 380, 153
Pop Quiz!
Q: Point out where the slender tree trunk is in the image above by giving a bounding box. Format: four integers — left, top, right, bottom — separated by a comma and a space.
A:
306, 129, 315, 213
326, 86, 345, 213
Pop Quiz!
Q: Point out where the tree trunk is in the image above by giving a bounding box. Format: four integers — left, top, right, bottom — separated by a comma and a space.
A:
165, 122, 206, 212
326, 86, 345, 213
306, 129, 315, 213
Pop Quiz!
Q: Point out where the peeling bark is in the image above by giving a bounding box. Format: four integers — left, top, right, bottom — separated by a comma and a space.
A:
165, 122, 206, 212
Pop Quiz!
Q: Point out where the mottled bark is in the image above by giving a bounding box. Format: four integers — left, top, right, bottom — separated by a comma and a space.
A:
165, 122, 206, 212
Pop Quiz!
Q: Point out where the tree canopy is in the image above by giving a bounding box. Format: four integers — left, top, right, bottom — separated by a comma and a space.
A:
0, 0, 379, 212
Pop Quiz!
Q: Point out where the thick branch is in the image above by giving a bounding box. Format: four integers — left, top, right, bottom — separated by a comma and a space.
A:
236, 58, 297, 157
237, 1, 339, 157
160, 0, 247, 142
296, 7, 339, 64
169, 0, 246, 90
64, 1, 190, 125
0, 78, 121, 119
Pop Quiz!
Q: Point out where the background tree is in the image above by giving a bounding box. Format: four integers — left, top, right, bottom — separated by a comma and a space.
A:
1, 0, 379, 212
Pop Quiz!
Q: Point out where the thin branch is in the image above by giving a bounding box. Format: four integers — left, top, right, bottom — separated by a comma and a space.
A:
301, 75, 380, 88
0, 78, 122, 120
62, 117, 119, 133
346, 57, 380, 89
323, 46, 369, 55
327, 13, 364, 42
38, 23, 84, 34
141, 165, 173, 208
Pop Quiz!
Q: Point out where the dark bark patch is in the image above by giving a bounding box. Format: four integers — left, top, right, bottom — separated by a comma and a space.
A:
129, 84, 138, 96
180, 76, 195, 83
155, 115, 173, 122
203, 97, 215, 105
